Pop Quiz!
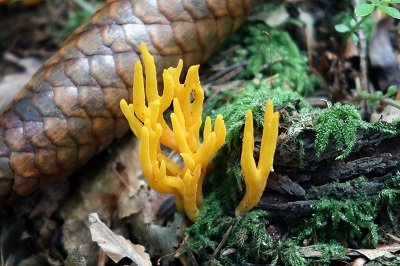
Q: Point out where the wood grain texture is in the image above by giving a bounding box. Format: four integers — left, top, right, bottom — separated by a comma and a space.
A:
0, 0, 251, 201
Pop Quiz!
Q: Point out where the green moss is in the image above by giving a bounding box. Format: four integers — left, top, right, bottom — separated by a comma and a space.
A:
314, 103, 368, 160
266, 241, 347, 266
310, 197, 378, 247
388, 257, 400, 266
377, 173, 400, 233
185, 194, 231, 258
206, 79, 312, 153
298, 172, 400, 250
209, 21, 319, 95
379, 172, 400, 205
186, 171, 400, 264
54, 1, 104, 39
316, 242, 347, 264
314, 103, 398, 160
277, 241, 308, 266
186, 193, 271, 264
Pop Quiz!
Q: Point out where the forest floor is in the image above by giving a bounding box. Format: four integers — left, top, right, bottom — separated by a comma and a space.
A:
2, 1, 400, 265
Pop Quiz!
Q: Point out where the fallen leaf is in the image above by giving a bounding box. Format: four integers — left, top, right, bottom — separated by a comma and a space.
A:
352, 257, 367, 266
116, 137, 171, 222
370, 103, 400, 123
222, 248, 237, 256
89, 213, 152, 266
116, 137, 143, 218
387, 233, 400, 244
140, 188, 171, 224
347, 243, 400, 260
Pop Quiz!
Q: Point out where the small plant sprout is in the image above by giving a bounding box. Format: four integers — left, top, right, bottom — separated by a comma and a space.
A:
355, 0, 400, 19
335, 0, 400, 43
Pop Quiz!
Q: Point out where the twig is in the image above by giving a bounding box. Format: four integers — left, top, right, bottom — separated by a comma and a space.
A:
183, 236, 198, 266
358, 93, 400, 110
258, 58, 283, 73
156, 251, 177, 266
203, 80, 244, 108
353, 0, 372, 118
211, 221, 236, 259
204, 62, 246, 84
387, 233, 400, 244
381, 97, 400, 110
356, 14, 369, 92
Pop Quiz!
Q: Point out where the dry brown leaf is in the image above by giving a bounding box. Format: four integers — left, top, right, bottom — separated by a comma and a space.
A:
116, 137, 143, 218
89, 213, 152, 266
370, 104, 400, 123
351, 257, 367, 266
117, 186, 143, 218
140, 188, 171, 224
347, 243, 400, 260
116, 136, 171, 223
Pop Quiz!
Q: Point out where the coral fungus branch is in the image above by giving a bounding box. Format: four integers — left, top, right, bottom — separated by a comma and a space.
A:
235, 99, 279, 217
120, 42, 226, 221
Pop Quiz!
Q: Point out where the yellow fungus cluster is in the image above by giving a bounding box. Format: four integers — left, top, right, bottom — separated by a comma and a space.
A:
121, 43, 279, 221
235, 100, 279, 216
120, 43, 226, 221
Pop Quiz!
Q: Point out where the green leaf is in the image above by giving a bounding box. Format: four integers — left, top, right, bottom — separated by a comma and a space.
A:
335, 24, 350, 33
386, 85, 398, 97
384, 0, 400, 4
375, 91, 384, 98
355, 4, 376, 16
351, 33, 359, 44
349, 19, 357, 27
378, 5, 400, 19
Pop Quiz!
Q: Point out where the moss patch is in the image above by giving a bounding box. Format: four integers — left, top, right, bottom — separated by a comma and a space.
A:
208, 21, 319, 95
186, 171, 400, 264
314, 103, 398, 160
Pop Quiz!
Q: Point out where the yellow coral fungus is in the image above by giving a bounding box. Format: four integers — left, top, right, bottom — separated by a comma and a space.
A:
235, 99, 279, 217
120, 42, 226, 221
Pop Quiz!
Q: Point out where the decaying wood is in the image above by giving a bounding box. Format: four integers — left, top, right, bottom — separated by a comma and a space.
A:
259, 126, 400, 217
